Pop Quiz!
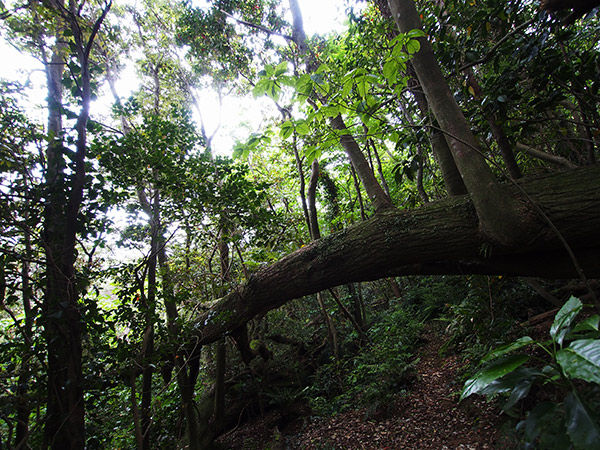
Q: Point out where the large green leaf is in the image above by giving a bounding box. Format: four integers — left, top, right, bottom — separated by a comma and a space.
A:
556, 339, 600, 384
503, 378, 533, 411
481, 336, 534, 364
383, 59, 398, 85
461, 354, 530, 400
564, 392, 600, 450
550, 296, 582, 346
573, 315, 600, 333
523, 401, 562, 443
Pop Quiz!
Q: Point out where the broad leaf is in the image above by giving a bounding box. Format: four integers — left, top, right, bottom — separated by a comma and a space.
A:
564, 392, 600, 450
503, 378, 533, 411
556, 339, 600, 384
383, 59, 398, 85
407, 29, 426, 39
279, 121, 293, 140
524, 402, 561, 442
405, 39, 421, 54
273, 61, 288, 77
296, 121, 310, 136
478, 366, 540, 397
573, 315, 600, 333
550, 296, 582, 346
461, 354, 529, 400
481, 336, 534, 363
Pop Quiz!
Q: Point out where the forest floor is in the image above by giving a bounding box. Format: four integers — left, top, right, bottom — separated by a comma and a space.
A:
216, 326, 518, 450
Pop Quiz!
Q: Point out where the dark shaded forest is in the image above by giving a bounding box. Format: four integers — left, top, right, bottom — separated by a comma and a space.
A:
0, 0, 599, 449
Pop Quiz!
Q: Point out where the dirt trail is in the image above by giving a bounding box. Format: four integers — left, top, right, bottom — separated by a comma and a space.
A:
218, 327, 513, 449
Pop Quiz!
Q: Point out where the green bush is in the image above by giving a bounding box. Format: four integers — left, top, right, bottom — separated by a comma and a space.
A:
461, 297, 600, 450
309, 301, 423, 417
438, 276, 534, 361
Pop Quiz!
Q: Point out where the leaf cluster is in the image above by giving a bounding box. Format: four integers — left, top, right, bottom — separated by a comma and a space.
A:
462, 297, 600, 449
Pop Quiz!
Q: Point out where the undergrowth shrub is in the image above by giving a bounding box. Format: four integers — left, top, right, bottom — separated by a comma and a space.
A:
308, 301, 423, 417
438, 276, 536, 362
462, 297, 600, 450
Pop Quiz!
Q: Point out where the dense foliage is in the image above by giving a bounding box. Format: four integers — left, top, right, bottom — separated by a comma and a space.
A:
0, 0, 598, 448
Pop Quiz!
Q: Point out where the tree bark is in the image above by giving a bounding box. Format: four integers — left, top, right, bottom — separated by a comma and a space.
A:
192, 166, 600, 346
387, 0, 535, 246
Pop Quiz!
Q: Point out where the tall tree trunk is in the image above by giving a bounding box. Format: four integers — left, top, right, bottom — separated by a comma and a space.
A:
41, 3, 110, 447
349, 163, 367, 221
288, 0, 392, 213
214, 230, 230, 431
106, 58, 201, 450
307, 159, 321, 240
140, 189, 159, 450
15, 229, 33, 449
387, 0, 536, 246
306, 160, 339, 357
292, 136, 312, 235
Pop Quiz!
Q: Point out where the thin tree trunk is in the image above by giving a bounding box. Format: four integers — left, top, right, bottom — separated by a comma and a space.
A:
328, 288, 370, 343
330, 115, 394, 212
371, 142, 391, 198
464, 69, 521, 180
349, 163, 367, 221
347, 283, 365, 329
415, 144, 429, 203
214, 231, 230, 430
406, 65, 467, 195
382, 0, 466, 197
292, 135, 312, 234
306, 160, 339, 357
307, 159, 321, 240
130, 372, 144, 450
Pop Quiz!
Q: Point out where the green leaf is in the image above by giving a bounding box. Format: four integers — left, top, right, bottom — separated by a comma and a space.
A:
564, 392, 600, 450
407, 29, 426, 39
405, 39, 421, 54
461, 354, 530, 400
296, 121, 310, 136
274, 61, 288, 77
304, 146, 321, 165
310, 73, 325, 85
550, 296, 582, 346
556, 339, 600, 384
524, 402, 562, 443
478, 366, 540, 397
279, 121, 293, 140
295, 74, 313, 96
481, 336, 534, 364
316, 63, 330, 74
383, 59, 398, 84
321, 104, 339, 118
253, 79, 269, 98
503, 378, 533, 411
573, 315, 600, 333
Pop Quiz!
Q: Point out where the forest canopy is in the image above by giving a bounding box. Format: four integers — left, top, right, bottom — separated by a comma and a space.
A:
0, 0, 599, 448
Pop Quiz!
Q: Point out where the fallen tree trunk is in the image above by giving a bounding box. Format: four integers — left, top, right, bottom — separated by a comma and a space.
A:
194, 166, 600, 345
